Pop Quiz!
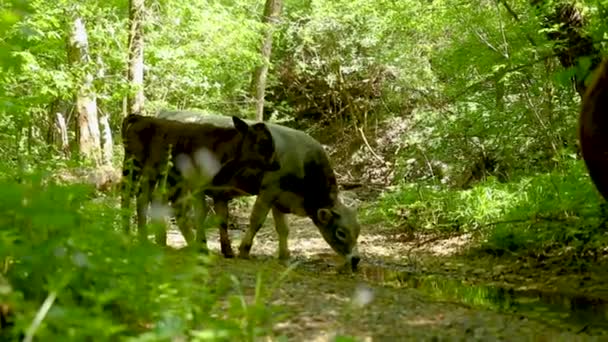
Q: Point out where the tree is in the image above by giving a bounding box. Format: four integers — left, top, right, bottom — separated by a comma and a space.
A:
97, 57, 113, 165
531, 0, 602, 97
251, 0, 282, 121
67, 17, 102, 165
127, 0, 145, 115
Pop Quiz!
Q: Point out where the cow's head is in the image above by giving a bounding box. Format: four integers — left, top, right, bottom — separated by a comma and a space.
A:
315, 201, 361, 271
232, 116, 280, 172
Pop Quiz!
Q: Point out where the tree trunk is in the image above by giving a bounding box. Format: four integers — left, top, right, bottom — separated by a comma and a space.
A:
55, 112, 69, 157
99, 111, 113, 165
68, 17, 102, 165
96, 56, 113, 165
530, 1, 602, 97
127, 0, 145, 115
251, 0, 283, 121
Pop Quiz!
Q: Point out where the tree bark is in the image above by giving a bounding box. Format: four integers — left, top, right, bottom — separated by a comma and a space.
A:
96, 56, 113, 165
127, 0, 145, 115
67, 17, 102, 165
251, 0, 283, 121
99, 111, 113, 165
530, 1, 602, 97
55, 112, 69, 157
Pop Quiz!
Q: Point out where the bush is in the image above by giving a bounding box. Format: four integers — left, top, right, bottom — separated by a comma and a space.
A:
0, 169, 278, 341
365, 158, 607, 255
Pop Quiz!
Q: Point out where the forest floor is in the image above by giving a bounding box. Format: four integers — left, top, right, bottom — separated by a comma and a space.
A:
166, 200, 608, 341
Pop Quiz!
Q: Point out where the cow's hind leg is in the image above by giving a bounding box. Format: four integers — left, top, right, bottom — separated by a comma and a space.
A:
121, 156, 139, 234
239, 196, 271, 259
215, 199, 234, 258
173, 193, 195, 247
136, 177, 154, 243
194, 198, 210, 253
272, 207, 290, 260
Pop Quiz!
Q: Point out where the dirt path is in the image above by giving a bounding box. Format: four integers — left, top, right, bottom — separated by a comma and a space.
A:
167, 208, 608, 341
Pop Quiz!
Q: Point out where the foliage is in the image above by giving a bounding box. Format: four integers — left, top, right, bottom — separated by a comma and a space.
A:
390, 0, 595, 187
365, 158, 607, 255
267, 0, 436, 124
145, 0, 264, 116
0, 169, 281, 341
1, 0, 608, 337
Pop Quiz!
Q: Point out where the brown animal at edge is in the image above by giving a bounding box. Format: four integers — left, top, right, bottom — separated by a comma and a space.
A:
580, 58, 608, 201
120, 114, 279, 257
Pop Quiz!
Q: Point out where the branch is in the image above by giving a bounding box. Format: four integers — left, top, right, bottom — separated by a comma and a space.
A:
448, 52, 558, 102
23, 291, 57, 342
358, 127, 383, 163
497, 0, 537, 47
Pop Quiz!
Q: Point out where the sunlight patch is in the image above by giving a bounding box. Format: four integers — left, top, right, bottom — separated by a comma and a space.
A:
193, 147, 221, 179
150, 199, 173, 222
175, 153, 195, 179
351, 284, 374, 308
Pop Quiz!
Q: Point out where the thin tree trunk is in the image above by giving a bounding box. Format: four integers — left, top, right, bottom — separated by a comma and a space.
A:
68, 17, 102, 165
127, 0, 145, 115
55, 112, 69, 157
96, 56, 113, 165
251, 0, 283, 121
99, 111, 113, 165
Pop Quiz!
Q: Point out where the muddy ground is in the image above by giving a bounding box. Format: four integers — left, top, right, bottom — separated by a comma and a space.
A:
166, 203, 608, 341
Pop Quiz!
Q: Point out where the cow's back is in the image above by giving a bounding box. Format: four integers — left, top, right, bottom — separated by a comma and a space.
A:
159, 110, 361, 266
157, 110, 333, 186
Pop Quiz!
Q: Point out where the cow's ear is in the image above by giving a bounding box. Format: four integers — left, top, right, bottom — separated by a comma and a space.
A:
252, 123, 272, 139
317, 208, 333, 225
232, 116, 249, 135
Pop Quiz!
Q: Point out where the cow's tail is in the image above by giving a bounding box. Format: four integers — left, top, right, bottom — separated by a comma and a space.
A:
120, 112, 144, 233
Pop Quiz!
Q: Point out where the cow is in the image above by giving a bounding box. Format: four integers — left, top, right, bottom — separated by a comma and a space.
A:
120, 114, 279, 257
157, 110, 362, 271
580, 58, 608, 201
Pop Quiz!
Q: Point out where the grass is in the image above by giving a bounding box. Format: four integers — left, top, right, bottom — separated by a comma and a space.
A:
363, 159, 608, 255
0, 167, 293, 341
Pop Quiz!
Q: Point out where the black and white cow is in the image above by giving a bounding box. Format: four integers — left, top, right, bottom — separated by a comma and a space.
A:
158, 110, 362, 270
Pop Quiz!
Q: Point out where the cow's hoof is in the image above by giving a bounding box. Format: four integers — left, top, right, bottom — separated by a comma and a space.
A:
350, 255, 361, 271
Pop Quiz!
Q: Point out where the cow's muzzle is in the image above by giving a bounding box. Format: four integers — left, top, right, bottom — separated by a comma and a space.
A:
346, 246, 361, 271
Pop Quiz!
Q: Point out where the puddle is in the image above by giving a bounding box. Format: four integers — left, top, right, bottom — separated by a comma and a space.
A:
288, 256, 608, 334
357, 263, 608, 335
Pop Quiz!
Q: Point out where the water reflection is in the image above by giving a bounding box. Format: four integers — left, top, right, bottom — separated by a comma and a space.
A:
358, 264, 608, 335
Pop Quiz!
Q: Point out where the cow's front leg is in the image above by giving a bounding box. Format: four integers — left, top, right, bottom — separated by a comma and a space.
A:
238, 196, 271, 259
215, 199, 234, 258
271, 207, 290, 260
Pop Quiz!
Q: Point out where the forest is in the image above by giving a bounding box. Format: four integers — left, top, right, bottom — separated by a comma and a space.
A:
1, 0, 608, 340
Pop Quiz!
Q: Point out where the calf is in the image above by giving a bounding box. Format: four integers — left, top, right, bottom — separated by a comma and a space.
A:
120, 114, 278, 257
158, 110, 362, 270
580, 58, 608, 201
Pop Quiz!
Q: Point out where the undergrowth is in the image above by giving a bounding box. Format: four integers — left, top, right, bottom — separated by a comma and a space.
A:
363, 159, 608, 256
0, 168, 284, 341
